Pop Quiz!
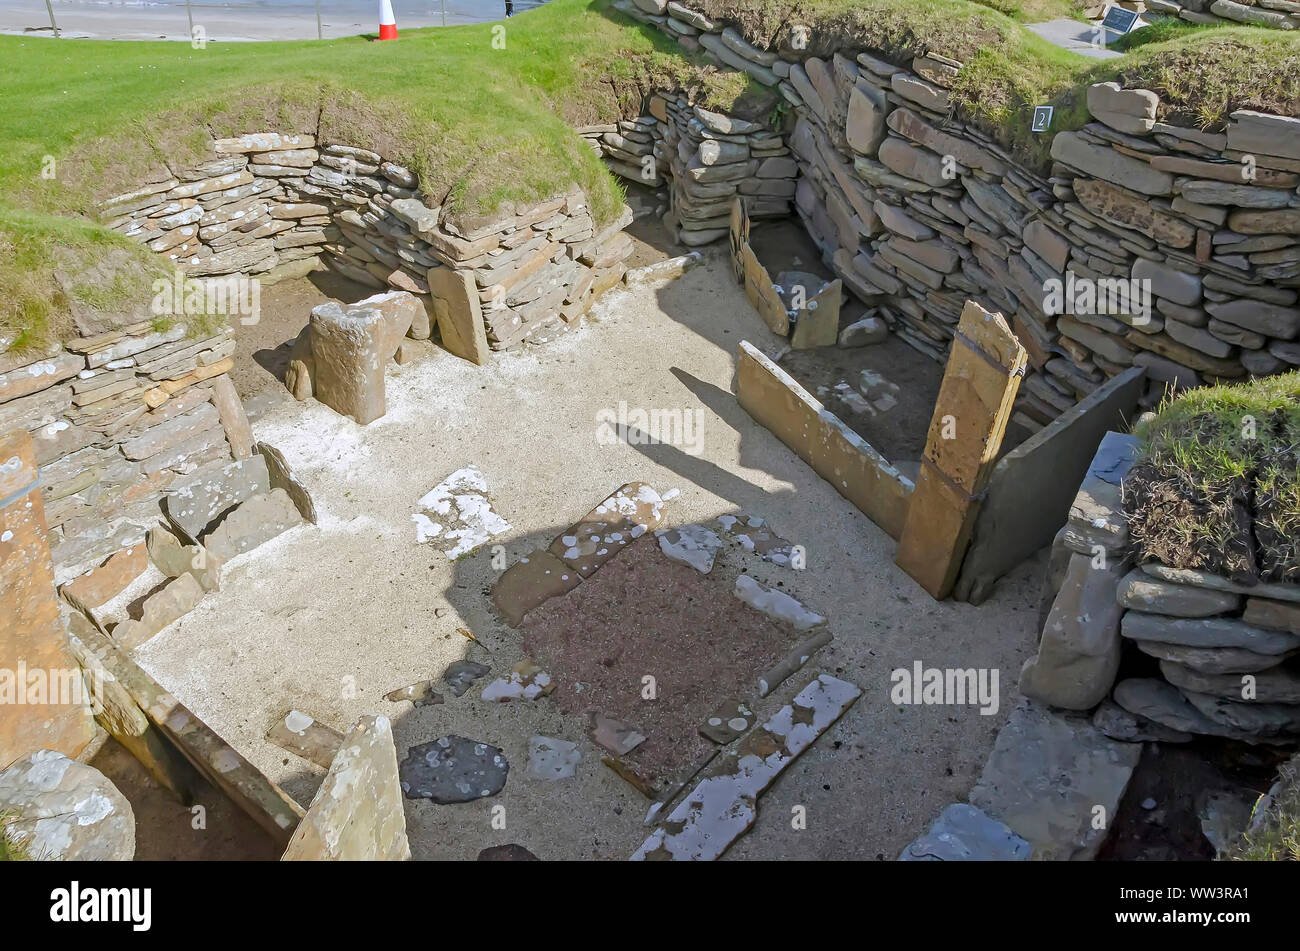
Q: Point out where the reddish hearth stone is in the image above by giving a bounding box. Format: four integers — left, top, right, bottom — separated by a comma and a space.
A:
521, 537, 804, 780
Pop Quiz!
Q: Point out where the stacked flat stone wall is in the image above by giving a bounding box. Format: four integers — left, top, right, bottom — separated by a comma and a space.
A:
100, 132, 637, 354
1021, 431, 1300, 746
617, 0, 1300, 433
579, 92, 798, 247
0, 323, 244, 579
1148, 0, 1300, 30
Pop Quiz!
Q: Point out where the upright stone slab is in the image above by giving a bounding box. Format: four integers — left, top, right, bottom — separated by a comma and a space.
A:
728, 197, 750, 284
208, 375, 255, 460
163, 453, 270, 542
308, 300, 393, 424
896, 301, 1027, 600
953, 368, 1145, 604
1020, 553, 1126, 710
1064, 430, 1140, 554
282, 714, 411, 861
0, 429, 95, 767
789, 278, 842, 350
428, 266, 489, 366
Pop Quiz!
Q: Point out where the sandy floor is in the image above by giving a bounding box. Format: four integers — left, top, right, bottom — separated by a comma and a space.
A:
131, 243, 1044, 861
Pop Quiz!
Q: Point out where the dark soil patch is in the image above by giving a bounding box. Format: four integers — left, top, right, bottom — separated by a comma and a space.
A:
519, 536, 803, 783
229, 267, 375, 399
90, 737, 283, 861
1100, 740, 1282, 861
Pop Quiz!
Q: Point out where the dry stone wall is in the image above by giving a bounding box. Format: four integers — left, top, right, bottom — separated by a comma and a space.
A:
617, 0, 1300, 432
1023, 431, 1300, 746
99, 132, 637, 355
0, 322, 246, 579
579, 94, 798, 247
1148, 0, 1300, 30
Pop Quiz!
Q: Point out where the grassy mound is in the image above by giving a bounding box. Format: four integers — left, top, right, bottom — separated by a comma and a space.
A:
0, 0, 758, 349
0, 0, 1297, 352
1125, 373, 1300, 584
697, 1, 1300, 156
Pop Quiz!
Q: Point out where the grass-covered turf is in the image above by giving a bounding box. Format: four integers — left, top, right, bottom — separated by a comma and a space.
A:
700, 0, 1300, 152
0, 812, 28, 861
1125, 372, 1300, 583
1230, 754, 1300, 861
0, 0, 1297, 350
0, 0, 756, 347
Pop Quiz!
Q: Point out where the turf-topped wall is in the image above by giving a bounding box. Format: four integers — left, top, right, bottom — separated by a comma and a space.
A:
619, 0, 1300, 432
1021, 378, 1300, 746
580, 98, 798, 246
99, 133, 637, 355
1155, 0, 1300, 31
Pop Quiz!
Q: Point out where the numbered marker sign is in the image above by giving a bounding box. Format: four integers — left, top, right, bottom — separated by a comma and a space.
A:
1101, 5, 1140, 38
1032, 105, 1054, 133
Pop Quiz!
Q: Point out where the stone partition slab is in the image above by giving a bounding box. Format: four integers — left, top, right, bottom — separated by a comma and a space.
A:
953, 366, 1146, 604
282, 714, 411, 861
736, 340, 913, 540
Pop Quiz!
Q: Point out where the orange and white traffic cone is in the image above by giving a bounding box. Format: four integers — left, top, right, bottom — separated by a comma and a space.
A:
378, 0, 398, 40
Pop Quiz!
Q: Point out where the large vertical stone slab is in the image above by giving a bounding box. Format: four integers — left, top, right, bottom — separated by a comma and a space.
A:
0, 429, 95, 767
789, 278, 842, 350
895, 301, 1027, 600
953, 367, 1145, 604
741, 243, 789, 335
208, 375, 255, 460
282, 714, 411, 861
1019, 553, 1126, 710
736, 341, 914, 539
728, 196, 750, 284
428, 266, 489, 366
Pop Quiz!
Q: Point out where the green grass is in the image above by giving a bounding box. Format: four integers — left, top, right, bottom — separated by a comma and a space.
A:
0, 812, 29, 861
1110, 13, 1215, 51
0, 0, 755, 347
0, 0, 1297, 350
1230, 755, 1300, 861
1126, 372, 1300, 581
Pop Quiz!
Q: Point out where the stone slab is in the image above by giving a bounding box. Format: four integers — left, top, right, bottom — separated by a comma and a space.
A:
954, 368, 1144, 603
969, 698, 1141, 860
736, 340, 913, 540
898, 802, 1031, 861
282, 714, 411, 860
